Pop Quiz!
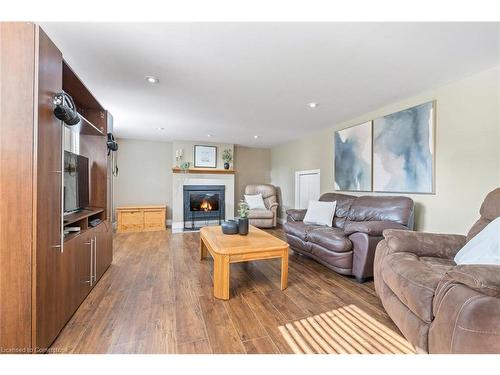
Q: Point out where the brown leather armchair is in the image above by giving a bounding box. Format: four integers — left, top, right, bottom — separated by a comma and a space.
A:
244, 184, 279, 228
374, 188, 500, 353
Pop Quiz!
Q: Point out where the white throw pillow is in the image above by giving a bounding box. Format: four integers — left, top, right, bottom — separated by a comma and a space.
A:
303, 200, 337, 227
244, 194, 266, 210
454, 217, 500, 265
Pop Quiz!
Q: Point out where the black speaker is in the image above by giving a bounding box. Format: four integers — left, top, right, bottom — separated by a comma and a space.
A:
53, 92, 80, 126
107, 133, 118, 153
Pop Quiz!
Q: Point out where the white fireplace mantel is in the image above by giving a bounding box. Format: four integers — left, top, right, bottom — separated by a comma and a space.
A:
171, 172, 235, 233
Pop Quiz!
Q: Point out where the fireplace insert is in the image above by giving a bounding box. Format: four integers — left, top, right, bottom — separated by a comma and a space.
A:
183, 185, 225, 230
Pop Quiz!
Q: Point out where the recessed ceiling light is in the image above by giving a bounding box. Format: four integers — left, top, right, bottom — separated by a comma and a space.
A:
308, 102, 318, 108
253, 135, 260, 139
145, 76, 159, 84
157, 127, 165, 131
207, 134, 213, 138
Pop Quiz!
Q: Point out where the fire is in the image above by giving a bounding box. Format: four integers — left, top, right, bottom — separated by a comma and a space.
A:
200, 199, 213, 211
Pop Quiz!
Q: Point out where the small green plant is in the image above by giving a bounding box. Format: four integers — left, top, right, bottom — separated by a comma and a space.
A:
238, 200, 249, 219
180, 161, 190, 171
222, 149, 233, 164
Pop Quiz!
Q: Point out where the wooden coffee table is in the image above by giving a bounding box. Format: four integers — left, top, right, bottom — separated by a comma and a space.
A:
200, 225, 289, 300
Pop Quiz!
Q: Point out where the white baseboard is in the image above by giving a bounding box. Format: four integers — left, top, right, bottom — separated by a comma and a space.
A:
171, 221, 184, 233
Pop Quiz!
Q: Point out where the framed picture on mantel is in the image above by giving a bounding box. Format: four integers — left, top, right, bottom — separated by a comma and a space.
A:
194, 145, 217, 168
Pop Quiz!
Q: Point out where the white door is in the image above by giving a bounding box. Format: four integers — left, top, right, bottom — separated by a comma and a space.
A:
295, 170, 321, 209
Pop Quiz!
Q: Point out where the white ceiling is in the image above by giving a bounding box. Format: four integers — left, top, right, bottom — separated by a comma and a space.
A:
41, 22, 500, 148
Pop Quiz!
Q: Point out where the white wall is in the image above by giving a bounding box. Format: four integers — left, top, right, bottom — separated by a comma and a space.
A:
271, 66, 500, 234
114, 139, 173, 219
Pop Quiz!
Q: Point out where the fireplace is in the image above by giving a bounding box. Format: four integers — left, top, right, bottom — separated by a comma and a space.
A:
183, 185, 225, 230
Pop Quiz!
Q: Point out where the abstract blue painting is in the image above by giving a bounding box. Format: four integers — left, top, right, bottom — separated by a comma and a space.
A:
334, 121, 372, 191
373, 101, 434, 193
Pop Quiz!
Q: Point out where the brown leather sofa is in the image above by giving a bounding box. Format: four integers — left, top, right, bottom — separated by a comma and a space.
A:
374, 188, 500, 353
244, 184, 279, 228
284, 193, 414, 282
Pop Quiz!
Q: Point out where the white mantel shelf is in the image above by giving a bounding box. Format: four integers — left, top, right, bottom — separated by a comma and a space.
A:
171, 167, 235, 175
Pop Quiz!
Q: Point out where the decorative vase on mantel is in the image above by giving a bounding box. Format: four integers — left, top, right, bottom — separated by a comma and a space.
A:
222, 149, 233, 170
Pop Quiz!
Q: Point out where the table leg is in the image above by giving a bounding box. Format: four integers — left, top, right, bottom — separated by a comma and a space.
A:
281, 247, 289, 290
200, 236, 208, 260
213, 254, 230, 300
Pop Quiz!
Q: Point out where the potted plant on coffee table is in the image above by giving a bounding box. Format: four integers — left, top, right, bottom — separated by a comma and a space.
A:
238, 200, 249, 235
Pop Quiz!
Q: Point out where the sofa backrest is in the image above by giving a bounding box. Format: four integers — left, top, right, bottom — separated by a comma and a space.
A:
319, 192, 355, 228
467, 188, 500, 242
347, 195, 414, 228
318, 192, 414, 229
244, 184, 278, 210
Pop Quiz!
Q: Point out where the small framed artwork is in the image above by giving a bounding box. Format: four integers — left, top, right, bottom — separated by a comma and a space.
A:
194, 145, 217, 168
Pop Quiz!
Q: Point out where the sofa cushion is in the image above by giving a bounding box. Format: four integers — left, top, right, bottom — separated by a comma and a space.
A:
245, 194, 266, 209
348, 195, 414, 226
466, 188, 500, 241
382, 252, 455, 322
307, 227, 352, 253
283, 221, 323, 241
303, 200, 336, 227
319, 192, 355, 229
456, 217, 500, 265
248, 209, 274, 219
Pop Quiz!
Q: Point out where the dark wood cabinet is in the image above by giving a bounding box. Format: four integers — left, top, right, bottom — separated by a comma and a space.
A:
0, 23, 113, 352
64, 232, 93, 313
95, 221, 113, 282
35, 26, 64, 351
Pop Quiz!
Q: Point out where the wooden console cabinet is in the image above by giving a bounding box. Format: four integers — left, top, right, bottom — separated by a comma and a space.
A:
0, 23, 113, 352
116, 205, 167, 233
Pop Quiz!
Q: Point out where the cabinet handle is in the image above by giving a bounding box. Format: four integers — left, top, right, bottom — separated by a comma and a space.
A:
89, 238, 94, 287
93, 236, 97, 283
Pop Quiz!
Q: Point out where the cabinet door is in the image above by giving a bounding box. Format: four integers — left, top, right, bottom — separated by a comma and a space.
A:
35, 27, 64, 350
58, 237, 77, 324
58, 234, 91, 319
95, 221, 113, 282
144, 209, 166, 231
75, 231, 93, 303
118, 210, 144, 232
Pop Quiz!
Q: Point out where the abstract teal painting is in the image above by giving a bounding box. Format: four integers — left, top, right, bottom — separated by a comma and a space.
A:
334, 121, 372, 191
373, 101, 435, 193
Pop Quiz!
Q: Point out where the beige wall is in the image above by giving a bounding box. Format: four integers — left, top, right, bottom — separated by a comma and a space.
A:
114, 138, 173, 219
172, 140, 234, 170
114, 140, 273, 221
234, 146, 271, 210
271, 66, 500, 234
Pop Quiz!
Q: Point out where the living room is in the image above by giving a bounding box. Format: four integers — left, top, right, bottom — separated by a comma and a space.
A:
1, 0, 500, 373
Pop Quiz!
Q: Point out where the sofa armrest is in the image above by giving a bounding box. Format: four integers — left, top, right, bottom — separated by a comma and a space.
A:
286, 209, 307, 222
446, 265, 500, 297
344, 221, 409, 236
269, 202, 279, 210
383, 229, 466, 259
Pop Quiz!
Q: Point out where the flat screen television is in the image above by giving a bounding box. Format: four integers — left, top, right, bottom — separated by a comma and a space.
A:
64, 151, 89, 213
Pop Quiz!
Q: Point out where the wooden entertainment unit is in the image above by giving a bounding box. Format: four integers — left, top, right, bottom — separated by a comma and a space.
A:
0, 23, 113, 352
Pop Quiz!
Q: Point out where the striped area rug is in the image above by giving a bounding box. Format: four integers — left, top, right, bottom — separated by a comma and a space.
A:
278, 304, 415, 354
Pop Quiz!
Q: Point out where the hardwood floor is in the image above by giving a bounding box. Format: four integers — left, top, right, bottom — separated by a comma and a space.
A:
50, 227, 401, 354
